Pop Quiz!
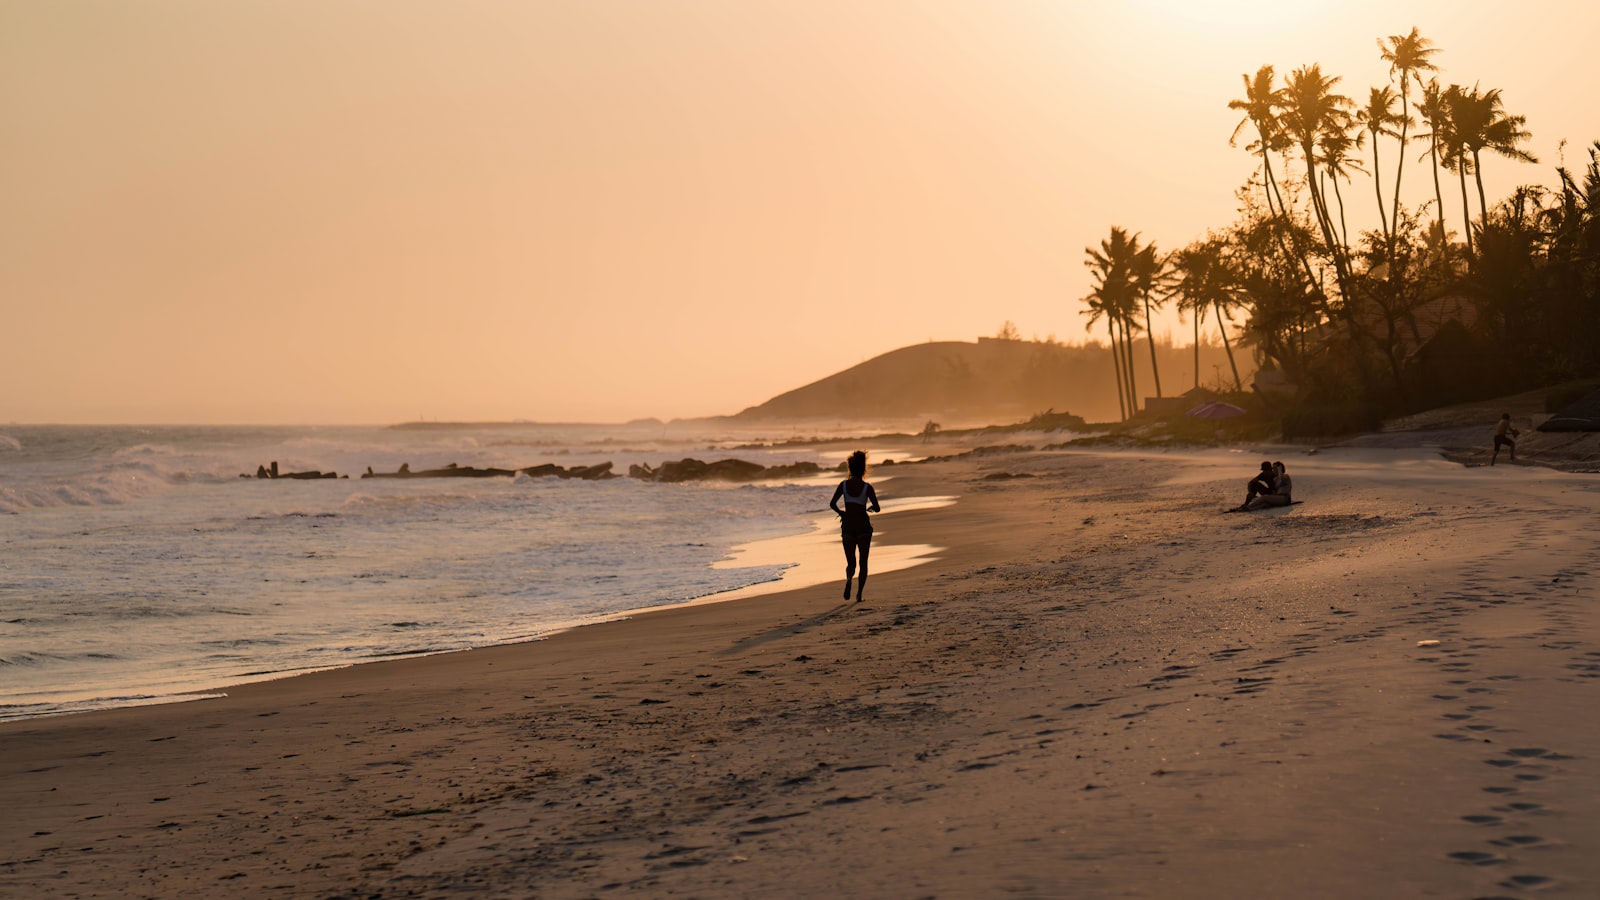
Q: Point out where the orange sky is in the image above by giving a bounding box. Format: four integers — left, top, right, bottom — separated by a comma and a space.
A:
4, 1, 1596, 424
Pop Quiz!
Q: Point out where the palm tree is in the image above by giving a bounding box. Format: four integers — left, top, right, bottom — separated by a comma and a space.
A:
1168, 239, 1245, 391
1081, 293, 1126, 421
1379, 28, 1440, 238
1179, 286, 1209, 391
1278, 64, 1355, 284
1552, 140, 1600, 265
1116, 297, 1144, 414
1440, 84, 1539, 258
1459, 86, 1538, 223
1229, 66, 1291, 220
1132, 242, 1167, 399
1357, 86, 1405, 245
1415, 78, 1452, 242
1549, 141, 1600, 366
1438, 83, 1478, 258
1082, 227, 1142, 419
1230, 66, 1324, 298
1319, 123, 1366, 249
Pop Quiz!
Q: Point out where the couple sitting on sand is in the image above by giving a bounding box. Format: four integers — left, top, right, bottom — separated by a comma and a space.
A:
1238, 460, 1292, 511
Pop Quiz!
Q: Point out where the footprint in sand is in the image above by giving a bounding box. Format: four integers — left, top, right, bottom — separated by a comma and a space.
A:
1488, 834, 1545, 848
1231, 680, 1272, 695
1499, 873, 1555, 890
1447, 849, 1506, 866
1495, 802, 1545, 814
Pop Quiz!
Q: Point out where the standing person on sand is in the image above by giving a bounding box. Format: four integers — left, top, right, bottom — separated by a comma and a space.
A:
1491, 413, 1520, 466
829, 450, 880, 603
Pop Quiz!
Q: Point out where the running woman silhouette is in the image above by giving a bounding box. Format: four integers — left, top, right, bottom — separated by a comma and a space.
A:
828, 450, 880, 602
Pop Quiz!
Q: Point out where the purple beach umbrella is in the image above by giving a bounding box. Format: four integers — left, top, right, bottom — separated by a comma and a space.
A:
1186, 401, 1248, 419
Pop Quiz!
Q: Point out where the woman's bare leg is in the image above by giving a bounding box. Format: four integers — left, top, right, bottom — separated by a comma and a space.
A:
841, 535, 858, 600
855, 534, 872, 602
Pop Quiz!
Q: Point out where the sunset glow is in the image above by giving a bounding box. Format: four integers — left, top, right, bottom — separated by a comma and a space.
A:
7, 5, 1600, 893
3, 0, 1596, 424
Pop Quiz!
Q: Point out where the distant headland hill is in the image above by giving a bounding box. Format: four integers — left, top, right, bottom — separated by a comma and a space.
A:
387, 337, 1253, 431
729, 338, 1253, 427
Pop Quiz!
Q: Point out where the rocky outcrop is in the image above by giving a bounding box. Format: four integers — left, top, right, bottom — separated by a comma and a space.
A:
241, 461, 342, 479
548, 462, 616, 481
360, 462, 617, 480
251, 457, 823, 483
628, 458, 824, 482
362, 462, 514, 479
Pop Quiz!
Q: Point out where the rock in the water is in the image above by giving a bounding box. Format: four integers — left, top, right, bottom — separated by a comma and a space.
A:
633, 458, 821, 482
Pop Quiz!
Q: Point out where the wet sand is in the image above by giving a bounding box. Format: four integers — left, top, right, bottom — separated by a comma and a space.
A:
4, 443, 1599, 898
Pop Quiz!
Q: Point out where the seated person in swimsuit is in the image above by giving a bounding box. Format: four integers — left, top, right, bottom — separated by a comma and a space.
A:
1249, 461, 1293, 508
1238, 460, 1277, 510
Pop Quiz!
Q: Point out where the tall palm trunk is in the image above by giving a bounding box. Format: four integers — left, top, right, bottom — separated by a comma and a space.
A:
1458, 165, 1475, 258
1307, 162, 1347, 280
1265, 161, 1320, 291
1370, 138, 1390, 245
1391, 91, 1411, 239
1191, 306, 1204, 390
1107, 321, 1127, 421
1248, 119, 1322, 301
1121, 320, 1140, 415
1304, 154, 1375, 393
1429, 136, 1447, 238
1294, 139, 1352, 296
1259, 148, 1289, 224
1142, 292, 1163, 398
1211, 300, 1243, 391
1472, 149, 1490, 224
1329, 174, 1351, 248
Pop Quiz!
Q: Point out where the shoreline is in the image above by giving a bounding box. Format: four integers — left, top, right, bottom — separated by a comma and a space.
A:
4, 441, 1598, 897
0, 477, 951, 724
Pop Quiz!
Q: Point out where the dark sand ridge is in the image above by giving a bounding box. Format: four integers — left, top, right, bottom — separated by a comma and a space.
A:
1340, 386, 1600, 471
3, 441, 1598, 898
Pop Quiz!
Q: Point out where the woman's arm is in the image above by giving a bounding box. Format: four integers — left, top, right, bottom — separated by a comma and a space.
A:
866, 484, 881, 513
828, 482, 845, 516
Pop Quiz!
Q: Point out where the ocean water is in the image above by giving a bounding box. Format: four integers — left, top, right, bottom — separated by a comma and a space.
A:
0, 423, 911, 721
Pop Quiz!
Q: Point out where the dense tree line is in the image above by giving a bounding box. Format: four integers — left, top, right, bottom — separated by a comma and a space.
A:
1081, 28, 1599, 434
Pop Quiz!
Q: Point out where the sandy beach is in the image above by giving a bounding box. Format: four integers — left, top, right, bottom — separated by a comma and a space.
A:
4, 440, 1598, 898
